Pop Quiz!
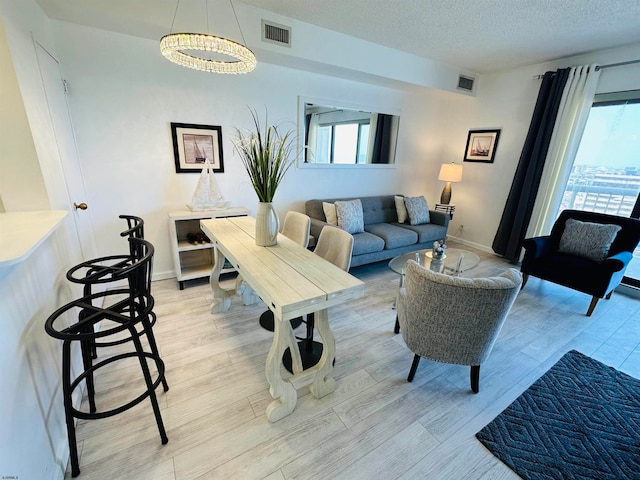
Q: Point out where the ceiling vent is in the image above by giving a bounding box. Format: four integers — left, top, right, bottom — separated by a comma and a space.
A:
457, 74, 475, 92
262, 20, 291, 47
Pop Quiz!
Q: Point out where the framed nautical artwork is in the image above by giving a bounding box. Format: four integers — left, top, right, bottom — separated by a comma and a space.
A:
463, 129, 501, 163
171, 123, 224, 173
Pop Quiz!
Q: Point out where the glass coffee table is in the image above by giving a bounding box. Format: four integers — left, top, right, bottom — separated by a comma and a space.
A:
389, 248, 481, 333
389, 248, 480, 277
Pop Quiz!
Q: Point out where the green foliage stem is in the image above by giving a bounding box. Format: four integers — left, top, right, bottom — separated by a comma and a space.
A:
234, 108, 295, 203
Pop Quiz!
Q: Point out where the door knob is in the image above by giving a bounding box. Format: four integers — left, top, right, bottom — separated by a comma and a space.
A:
74, 202, 88, 211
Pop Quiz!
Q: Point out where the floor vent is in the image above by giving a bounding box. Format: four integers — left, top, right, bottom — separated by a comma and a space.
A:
262, 20, 291, 47
457, 74, 475, 92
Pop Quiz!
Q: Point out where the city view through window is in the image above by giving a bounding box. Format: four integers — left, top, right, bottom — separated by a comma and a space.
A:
559, 98, 640, 281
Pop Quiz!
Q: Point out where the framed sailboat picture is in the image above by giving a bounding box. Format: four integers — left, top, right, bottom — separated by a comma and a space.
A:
171, 123, 224, 173
463, 129, 500, 163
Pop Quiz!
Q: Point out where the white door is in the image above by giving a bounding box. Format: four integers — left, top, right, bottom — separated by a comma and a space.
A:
35, 42, 97, 261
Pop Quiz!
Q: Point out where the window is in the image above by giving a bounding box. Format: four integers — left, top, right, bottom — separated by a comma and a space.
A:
314, 120, 370, 164
558, 89, 640, 283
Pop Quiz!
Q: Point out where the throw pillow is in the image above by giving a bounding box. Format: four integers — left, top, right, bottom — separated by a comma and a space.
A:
558, 218, 621, 262
395, 195, 407, 223
323, 202, 337, 225
404, 196, 430, 225
335, 199, 365, 234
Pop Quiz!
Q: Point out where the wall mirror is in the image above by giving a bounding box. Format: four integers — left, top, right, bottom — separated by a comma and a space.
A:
298, 97, 400, 168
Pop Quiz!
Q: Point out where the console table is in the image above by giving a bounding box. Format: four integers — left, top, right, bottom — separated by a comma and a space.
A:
200, 216, 364, 422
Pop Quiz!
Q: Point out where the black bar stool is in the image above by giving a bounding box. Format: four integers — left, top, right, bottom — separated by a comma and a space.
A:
66, 215, 166, 380
45, 238, 168, 477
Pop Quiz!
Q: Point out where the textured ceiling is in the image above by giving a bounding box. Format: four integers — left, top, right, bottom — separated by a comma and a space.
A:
34, 0, 640, 73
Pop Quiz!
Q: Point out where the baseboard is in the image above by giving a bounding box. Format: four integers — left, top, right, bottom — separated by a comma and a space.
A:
152, 270, 178, 282
616, 283, 640, 299
445, 235, 494, 254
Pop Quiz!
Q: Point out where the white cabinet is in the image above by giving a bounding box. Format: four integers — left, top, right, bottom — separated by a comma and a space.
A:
168, 207, 250, 289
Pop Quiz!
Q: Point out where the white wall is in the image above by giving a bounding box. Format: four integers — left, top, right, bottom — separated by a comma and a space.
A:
0, 19, 49, 211
45, 19, 640, 272
0, 1, 87, 478
438, 42, 640, 251
50, 21, 459, 279
0, 221, 85, 480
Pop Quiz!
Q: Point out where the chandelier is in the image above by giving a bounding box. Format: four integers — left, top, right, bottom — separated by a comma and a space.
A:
160, 0, 256, 74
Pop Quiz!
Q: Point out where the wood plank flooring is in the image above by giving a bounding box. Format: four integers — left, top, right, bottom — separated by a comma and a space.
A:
68, 244, 640, 479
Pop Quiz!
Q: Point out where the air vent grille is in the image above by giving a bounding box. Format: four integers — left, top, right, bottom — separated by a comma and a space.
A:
262, 20, 291, 47
457, 75, 475, 92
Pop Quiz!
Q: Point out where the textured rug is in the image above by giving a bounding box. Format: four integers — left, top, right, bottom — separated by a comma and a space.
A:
476, 350, 640, 480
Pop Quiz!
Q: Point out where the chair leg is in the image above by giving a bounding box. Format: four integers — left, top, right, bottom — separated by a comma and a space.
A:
142, 312, 169, 392
520, 273, 528, 289
586, 296, 600, 316
62, 340, 81, 477
130, 325, 168, 445
407, 354, 421, 382
470, 365, 480, 393
606, 291, 613, 300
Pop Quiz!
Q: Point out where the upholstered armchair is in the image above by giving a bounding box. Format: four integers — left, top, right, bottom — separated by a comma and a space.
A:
396, 261, 521, 393
521, 209, 640, 316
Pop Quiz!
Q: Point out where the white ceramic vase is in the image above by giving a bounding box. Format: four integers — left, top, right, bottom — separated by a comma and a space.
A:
255, 202, 279, 246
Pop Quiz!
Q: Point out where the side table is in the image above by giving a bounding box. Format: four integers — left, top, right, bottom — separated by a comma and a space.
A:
435, 203, 456, 219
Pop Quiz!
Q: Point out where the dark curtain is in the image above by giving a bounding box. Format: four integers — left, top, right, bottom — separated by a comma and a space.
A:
370, 114, 394, 164
492, 68, 571, 262
304, 113, 312, 163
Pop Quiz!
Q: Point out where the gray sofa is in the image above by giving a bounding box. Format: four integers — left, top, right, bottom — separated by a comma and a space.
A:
305, 195, 449, 268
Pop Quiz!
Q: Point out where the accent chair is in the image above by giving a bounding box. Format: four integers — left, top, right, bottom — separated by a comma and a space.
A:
396, 260, 521, 392
520, 209, 640, 316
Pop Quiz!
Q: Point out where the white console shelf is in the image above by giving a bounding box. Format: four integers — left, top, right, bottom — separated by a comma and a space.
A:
169, 207, 250, 289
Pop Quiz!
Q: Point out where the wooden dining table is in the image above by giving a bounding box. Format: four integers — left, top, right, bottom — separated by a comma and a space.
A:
200, 216, 365, 422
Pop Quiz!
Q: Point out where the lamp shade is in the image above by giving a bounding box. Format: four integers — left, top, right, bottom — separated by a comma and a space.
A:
438, 163, 463, 183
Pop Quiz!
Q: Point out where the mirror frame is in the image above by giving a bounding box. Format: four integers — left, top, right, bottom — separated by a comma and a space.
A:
296, 96, 400, 169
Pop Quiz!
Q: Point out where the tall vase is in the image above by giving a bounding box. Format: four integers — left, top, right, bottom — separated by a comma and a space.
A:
255, 202, 279, 246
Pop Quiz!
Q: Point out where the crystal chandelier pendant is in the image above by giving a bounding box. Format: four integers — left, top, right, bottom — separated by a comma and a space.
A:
160, 33, 256, 74
160, 0, 256, 74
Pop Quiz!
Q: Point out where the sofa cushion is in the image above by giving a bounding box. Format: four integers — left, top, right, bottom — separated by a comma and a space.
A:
404, 196, 430, 225
395, 195, 407, 223
323, 202, 337, 225
558, 218, 621, 262
335, 199, 365, 234
365, 223, 418, 249
395, 222, 447, 243
352, 232, 386, 256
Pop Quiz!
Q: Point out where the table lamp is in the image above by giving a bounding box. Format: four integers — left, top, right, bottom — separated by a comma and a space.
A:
438, 163, 463, 204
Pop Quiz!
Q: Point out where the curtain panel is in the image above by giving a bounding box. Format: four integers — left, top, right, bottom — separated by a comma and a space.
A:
492, 68, 570, 262
526, 64, 601, 238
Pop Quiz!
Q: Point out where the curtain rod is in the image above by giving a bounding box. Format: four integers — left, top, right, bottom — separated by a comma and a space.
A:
533, 59, 640, 78
596, 59, 640, 70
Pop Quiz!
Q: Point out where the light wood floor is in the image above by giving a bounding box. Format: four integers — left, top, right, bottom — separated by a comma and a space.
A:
68, 244, 640, 479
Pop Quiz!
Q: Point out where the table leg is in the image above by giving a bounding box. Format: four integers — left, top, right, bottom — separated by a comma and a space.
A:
235, 275, 261, 306
209, 248, 232, 313
309, 308, 336, 398
265, 313, 299, 422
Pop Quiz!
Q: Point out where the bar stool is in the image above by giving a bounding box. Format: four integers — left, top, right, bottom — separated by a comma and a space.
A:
45, 238, 168, 477
65, 215, 167, 391
68, 215, 145, 297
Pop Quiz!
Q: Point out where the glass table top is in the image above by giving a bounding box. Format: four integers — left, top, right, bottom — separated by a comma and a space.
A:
388, 248, 480, 276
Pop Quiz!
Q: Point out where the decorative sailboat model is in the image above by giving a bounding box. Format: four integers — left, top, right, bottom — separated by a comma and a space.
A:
187, 158, 230, 211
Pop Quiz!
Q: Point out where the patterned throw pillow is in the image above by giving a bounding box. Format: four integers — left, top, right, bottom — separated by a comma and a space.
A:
323, 202, 337, 225
395, 195, 407, 223
404, 196, 430, 225
335, 199, 364, 234
558, 218, 621, 262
